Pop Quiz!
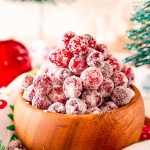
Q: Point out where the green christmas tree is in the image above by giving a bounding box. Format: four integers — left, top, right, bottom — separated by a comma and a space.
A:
124, 0, 150, 67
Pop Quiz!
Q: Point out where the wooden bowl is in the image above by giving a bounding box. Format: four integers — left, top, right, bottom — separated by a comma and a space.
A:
14, 85, 145, 150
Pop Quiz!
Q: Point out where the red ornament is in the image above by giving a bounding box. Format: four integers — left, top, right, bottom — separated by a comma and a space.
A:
0, 40, 32, 87
0, 99, 7, 109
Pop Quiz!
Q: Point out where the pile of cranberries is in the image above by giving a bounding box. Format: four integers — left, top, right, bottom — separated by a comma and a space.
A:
22, 31, 135, 114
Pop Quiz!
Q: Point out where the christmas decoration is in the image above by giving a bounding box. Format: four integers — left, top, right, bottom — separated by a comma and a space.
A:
0, 40, 32, 87
124, 0, 150, 67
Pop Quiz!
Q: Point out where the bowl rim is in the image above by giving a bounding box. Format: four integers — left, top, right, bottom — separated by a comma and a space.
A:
17, 84, 140, 118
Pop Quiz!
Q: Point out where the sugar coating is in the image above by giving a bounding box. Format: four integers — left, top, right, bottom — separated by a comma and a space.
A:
87, 107, 101, 114
68, 36, 88, 55
36, 64, 50, 76
81, 90, 103, 108
112, 72, 128, 87
87, 51, 104, 68
48, 102, 65, 113
23, 84, 35, 102
99, 101, 118, 114
22, 74, 33, 89
121, 64, 135, 82
81, 34, 96, 49
99, 78, 114, 97
33, 74, 52, 95
107, 55, 122, 72
80, 67, 103, 89
63, 76, 82, 98
95, 44, 108, 59
32, 95, 51, 110
65, 98, 87, 114
49, 48, 73, 67
60, 31, 76, 49
69, 56, 88, 75
111, 86, 135, 106
101, 62, 113, 78
48, 84, 67, 104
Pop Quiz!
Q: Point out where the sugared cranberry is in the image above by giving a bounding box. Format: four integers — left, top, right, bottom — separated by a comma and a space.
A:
23, 84, 35, 102
101, 62, 113, 78
63, 76, 82, 98
111, 86, 135, 106
81, 34, 96, 49
87, 107, 100, 114
65, 98, 87, 114
69, 56, 88, 75
112, 72, 128, 87
68, 36, 88, 55
33, 74, 52, 95
99, 101, 118, 114
121, 65, 134, 82
55, 68, 72, 83
37, 64, 52, 76
60, 31, 76, 49
48, 102, 65, 113
99, 78, 114, 97
32, 95, 51, 110
95, 44, 108, 59
107, 56, 122, 72
49, 48, 73, 67
48, 85, 67, 104
80, 67, 103, 89
87, 51, 104, 68
22, 74, 33, 89
81, 90, 103, 108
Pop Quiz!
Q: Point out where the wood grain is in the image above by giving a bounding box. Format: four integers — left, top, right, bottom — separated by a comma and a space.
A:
14, 85, 145, 150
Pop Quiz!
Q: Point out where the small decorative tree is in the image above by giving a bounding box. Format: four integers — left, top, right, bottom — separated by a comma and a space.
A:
124, 0, 150, 67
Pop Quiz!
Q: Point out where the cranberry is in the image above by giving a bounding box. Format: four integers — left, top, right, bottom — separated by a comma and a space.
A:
81, 90, 103, 108
69, 56, 88, 75
111, 86, 135, 106
48, 102, 65, 113
63, 76, 82, 98
112, 72, 128, 87
68, 36, 88, 55
95, 44, 108, 59
49, 48, 73, 67
87, 51, 104, 68
65, 98, 87, 114
22, 74, 33, 89
48, 85, 67, 104
87, 107, 100, 114
99, 78, 114, 97
101, 62, 113, 78
80, 67, 103, 89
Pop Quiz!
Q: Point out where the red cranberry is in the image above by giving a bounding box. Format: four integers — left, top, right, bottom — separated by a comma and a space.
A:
101, 62, 113, 78
55, 68, 73, 83
87, 51, 104, 68
69, 56, 88, 75
49, 48, 73, 67
81, 34, 96, 49
68, 36, 88, 55
22, 74, 33, 89
95, 44, 108, 59
112, 72, 128, 87
87, 107, 101, 114
99, 78, 114, 97
48, 85, 67, 104
33, 74, 52, 95
111, 86, 135, 106
60, 31, 76, 49
99, 101, 118, 114
65, 98, 87, 114
81, 90, 103, 108
121, 64, 134, 82
80, 67, 103, 89
32, 95, 51, 110
107, 55, 122, 72
48, 102, 65, 113
23, 84, 35, 102
63, 76, 82, 98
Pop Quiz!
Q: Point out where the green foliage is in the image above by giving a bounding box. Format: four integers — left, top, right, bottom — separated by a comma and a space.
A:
124, 0, 150, 67
0, 141, 5, 150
